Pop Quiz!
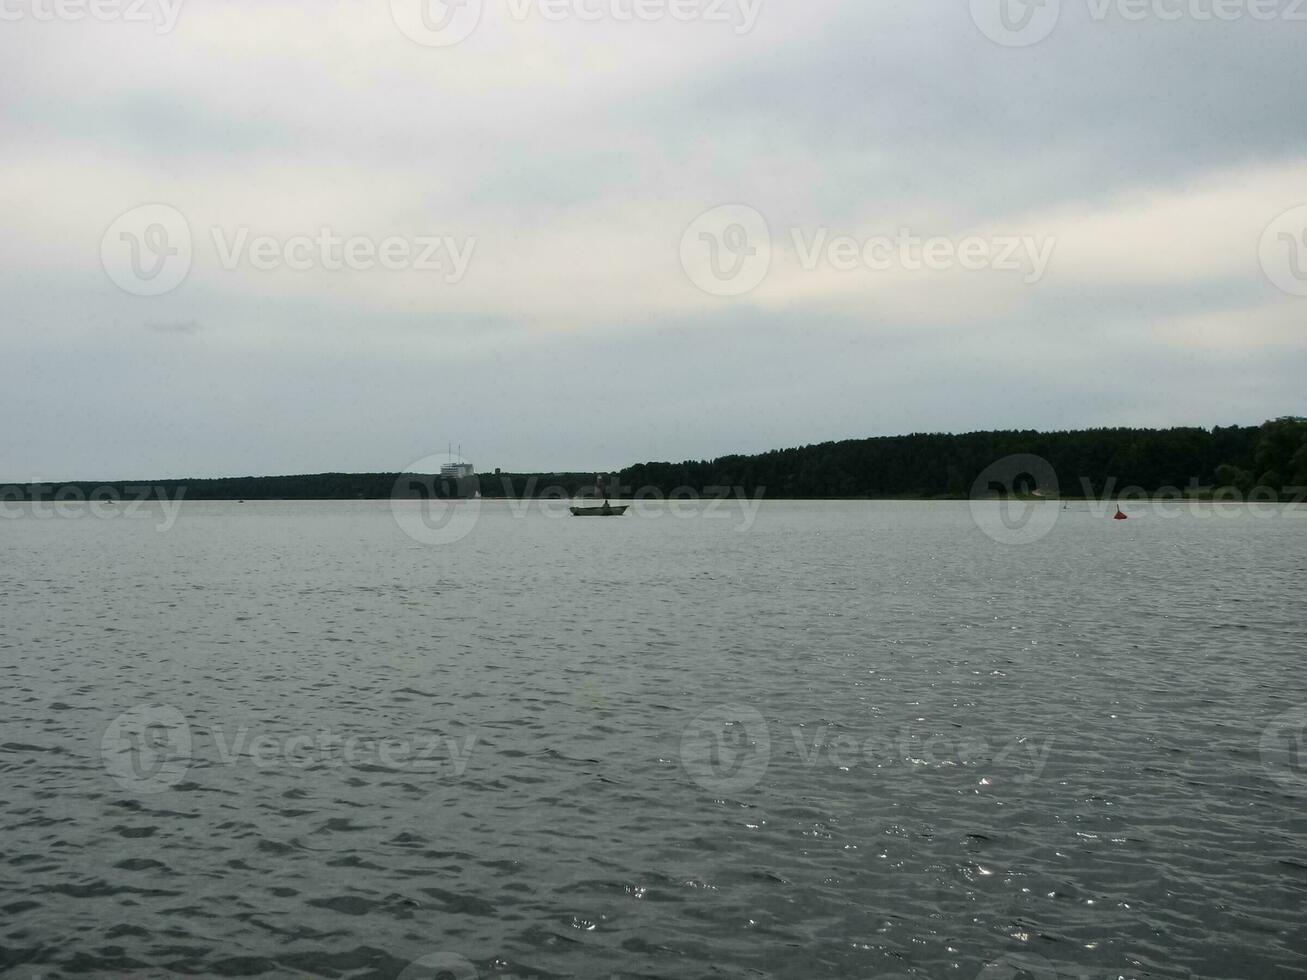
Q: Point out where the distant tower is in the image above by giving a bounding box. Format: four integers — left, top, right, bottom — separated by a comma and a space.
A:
440, 460, 475, 479
441, 443, 474, 480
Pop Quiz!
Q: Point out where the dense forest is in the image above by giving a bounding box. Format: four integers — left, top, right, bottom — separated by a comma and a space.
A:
6, 418, 1305, 501
2, 472, 608, 502
620, 417, 1307, 499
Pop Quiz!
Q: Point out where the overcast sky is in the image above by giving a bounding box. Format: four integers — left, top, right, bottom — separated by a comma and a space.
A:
2, 0, 1305, 480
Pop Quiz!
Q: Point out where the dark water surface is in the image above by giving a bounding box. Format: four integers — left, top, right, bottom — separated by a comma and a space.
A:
2, 500, 1305, 979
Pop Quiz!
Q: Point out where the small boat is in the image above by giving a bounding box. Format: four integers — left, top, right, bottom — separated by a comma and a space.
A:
570, 474, 627, 517
570, 501, 628, 517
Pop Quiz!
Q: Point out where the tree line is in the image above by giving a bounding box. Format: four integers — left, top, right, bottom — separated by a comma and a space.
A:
6, 418, 1305, 500
618, 417, 1307, 499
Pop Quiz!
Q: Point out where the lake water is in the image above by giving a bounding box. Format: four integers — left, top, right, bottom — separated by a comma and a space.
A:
2, 500, 1305, 979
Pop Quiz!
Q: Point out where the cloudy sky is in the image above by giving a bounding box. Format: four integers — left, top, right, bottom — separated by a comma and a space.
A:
2, 0, 1305, 480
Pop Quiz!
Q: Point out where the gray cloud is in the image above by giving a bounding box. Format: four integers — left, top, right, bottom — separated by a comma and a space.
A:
144, 318, 202, 335
0, 0, 1303, 480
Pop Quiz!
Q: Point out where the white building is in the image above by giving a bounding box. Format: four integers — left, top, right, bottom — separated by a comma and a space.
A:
441, 461, 475, 479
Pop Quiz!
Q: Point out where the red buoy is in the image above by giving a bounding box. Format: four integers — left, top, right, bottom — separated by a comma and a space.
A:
1113, 507, 1128, 520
